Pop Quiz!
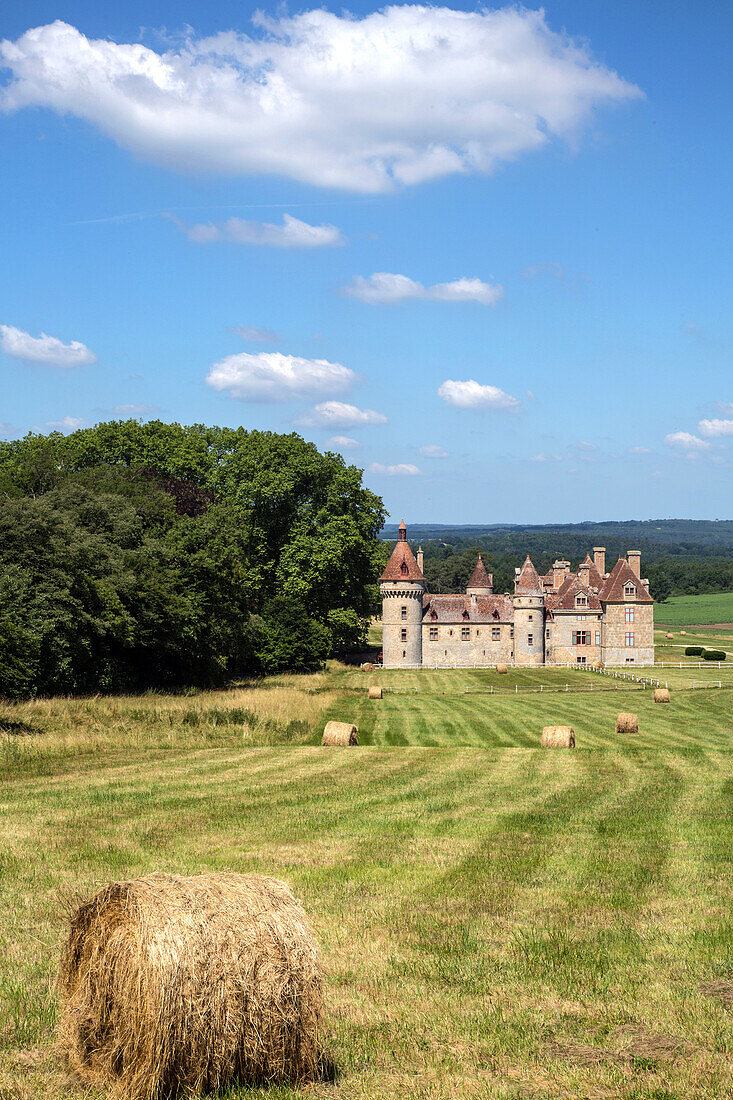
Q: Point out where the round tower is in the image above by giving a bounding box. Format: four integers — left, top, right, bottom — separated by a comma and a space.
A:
466, 554, 494, 597
379, 520, 425, 668
513, 555, 545, 667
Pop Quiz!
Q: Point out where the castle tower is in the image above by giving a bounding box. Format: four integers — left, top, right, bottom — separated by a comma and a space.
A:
379, 520, 426, 668
466, 554, 494, 596
513, 555, 545, 667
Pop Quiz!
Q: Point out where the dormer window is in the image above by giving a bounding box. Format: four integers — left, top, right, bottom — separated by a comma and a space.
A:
400, 561, 409, 576
576, 594, 587, 607
492, 609, 500, 620
623, 582, 636, 599
462, 609, 470, 620
430, 609, 438, 621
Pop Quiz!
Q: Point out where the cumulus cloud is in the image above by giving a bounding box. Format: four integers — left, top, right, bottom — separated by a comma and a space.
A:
0, 12, 640, 192
369, 462, 421, 476
0, 323, 97, 367
297, 401, 388, 428
664, 431, 711, 452
179, 213, 345, 247
235, 325, 281, 344
328, 435, 361, 450
419, 444, 449, 458
343, 273, 502, 304
46, 415, 90, 431
698, 418, 733, 438
206, 352, 354, 402
438, 379, 520, 410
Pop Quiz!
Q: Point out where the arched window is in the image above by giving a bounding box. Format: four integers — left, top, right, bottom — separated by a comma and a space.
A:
400, 561, 409, 576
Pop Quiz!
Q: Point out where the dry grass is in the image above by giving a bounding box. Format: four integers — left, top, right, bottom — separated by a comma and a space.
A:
57, 873, 323, 1099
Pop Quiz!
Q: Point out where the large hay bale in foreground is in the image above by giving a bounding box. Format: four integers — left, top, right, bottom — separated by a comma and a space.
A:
322, 721, 358, 746
654, 688, 671, 703
541, 726, 575, 748
57, 873, 323, 1100
368, 686, 382, 700
616, 712, 639, 734
496, 663, 508, 675
361, 662, 374, 672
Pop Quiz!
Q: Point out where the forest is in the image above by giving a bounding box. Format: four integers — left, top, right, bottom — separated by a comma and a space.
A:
0, 421, 386, 698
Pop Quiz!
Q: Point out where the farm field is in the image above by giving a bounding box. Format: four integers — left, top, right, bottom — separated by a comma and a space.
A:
2, 662, 733, 1100
655, 591, 733, 627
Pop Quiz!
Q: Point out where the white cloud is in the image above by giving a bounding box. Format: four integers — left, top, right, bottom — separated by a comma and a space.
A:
297, 401, 388, 428
715, 401, 733, 415
369, 463, 421, 476
438, 379, 520, 410
206, 351, 354, 402
180, 213, 345, 248
419, 444, 449, 458
575, 440, 597, 452
328, 435, 361, 450
628, 445, 651, 455
46, 415, 90, 431
235, 325, 280, 344
698, 418, 733, 438
344, 273, 502, 305
529, 452, 562, 462
0, 323, 97, 367
664, 431, 711, 452
0, 12, 640, 193
104, 403, 160, 418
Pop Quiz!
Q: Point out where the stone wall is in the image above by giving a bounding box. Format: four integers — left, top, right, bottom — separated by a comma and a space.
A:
422, 623, 513, 667
547, 611, 602, 666
601, 603, 654, 667
381, 581, 424, 667
513, 596, 545, 666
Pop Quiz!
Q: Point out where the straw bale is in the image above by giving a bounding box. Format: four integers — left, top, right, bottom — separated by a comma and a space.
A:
368, 686, 382, 700
361, 662, 374, 672
56, 873, 323, 1099
616, 712, 639, 734
680, 631, 687, 636
496, 663, 508, 675
541, 726, 575, 748
665, 633, 674, 640
653, 688, 671, 703
322, 721, 358, 746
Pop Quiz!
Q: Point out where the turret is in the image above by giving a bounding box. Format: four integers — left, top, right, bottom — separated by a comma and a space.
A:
379, 520, 425, 668
466, 554, 493, 596
513, 555, 545, 667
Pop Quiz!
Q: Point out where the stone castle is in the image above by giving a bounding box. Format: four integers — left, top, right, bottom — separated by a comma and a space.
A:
379, 522, 654, 668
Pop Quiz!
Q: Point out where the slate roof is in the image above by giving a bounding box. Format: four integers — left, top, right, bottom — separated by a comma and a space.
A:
515, 555, 543, 594
577, 553, 604, 589
423, 594, 514, 623
466, 555, 493, 589
598, 557, 653, 603
551, 573, 602, 611
379, 539, 425, 582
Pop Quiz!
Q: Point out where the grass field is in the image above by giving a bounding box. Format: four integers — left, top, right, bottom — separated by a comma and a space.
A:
2, 654, 733, 1099
655, 591, 733, 627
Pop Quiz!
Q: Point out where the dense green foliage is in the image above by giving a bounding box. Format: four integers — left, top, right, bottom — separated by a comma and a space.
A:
685, 647, 704, 656
702, 650, 726, 660
0, 421, 385, 696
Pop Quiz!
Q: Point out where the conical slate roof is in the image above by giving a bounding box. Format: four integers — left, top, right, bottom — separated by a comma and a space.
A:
515, 555, 543, 595
467, 554, 492, 589
379, 539, 425, 582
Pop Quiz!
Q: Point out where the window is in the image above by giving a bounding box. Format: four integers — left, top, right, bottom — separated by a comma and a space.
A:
402, 650, 406, 658
528, 633, 534, 645
476, 629, 480, 636
625, 632, 635, 647
576, 655, 586, 664
492, 627, 500, 640
576, 595, 587, 607
577, 614, 587, 621
401, 605, 407, 620
510, 627, 514, 639
572, 631, 591, 646
430, 609, 438, 620
462, 610, 470, 620
625, 656, 635, 664
461, 627, 470, 640
400, 628, 407, 642
623, 582, 636, 598
492, 609, 500, 620
429, 627, 438, 641
528, 614, 533, 621
595, 630, 601, 646
625, 607, 635, 623
546, 627, 550, 638
400, 561, 409, 575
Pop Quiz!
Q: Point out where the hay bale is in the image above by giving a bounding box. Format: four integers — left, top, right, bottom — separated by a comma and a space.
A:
322, 721, 358, 746
361, 662, 374, 672
57, 873, 323, 1099
368, 686, 382, 700
653, 688, 671, 703
680, 630, 687, 636
541, 726, 575, 748
665, 632, 674, 640
496, 663, 508, 675
616, 712, 639, 734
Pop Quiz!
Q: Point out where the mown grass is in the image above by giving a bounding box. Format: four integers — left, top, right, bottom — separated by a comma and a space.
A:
1, 661, 733, 1099
656, 592, 733, 627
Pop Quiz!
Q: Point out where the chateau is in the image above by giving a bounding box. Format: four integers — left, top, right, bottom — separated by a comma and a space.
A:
379, 522, 654, 668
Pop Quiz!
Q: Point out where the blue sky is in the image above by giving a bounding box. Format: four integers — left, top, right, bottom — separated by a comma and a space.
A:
1, 1, 731, 523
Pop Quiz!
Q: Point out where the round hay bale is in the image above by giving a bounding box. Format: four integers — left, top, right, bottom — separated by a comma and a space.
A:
680, 630, 687, 636
495, 663, 508, 675
616, 712, 639, 734
322, 721, 358, 746
541, 726, 575, 748
56, 873, 323, 1099
368, 686, 382, 700
665, 632, 674, 640
653, 688, 671, 703
361, 662, 374, 672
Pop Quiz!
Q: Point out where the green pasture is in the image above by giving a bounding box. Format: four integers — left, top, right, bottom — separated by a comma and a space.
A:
2, 662, 733, 1099
655, 591, 733, 627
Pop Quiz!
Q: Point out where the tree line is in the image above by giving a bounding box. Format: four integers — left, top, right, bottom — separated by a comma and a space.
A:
0, 421, 387, 698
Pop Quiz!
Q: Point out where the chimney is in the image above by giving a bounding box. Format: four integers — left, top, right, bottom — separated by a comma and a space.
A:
471, 593, 477, 610
417, 546, 424, 573
627, 550, 641, 578
579, 563, 590, 587
593, 547, 606, 577
552, 559, 564, 589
